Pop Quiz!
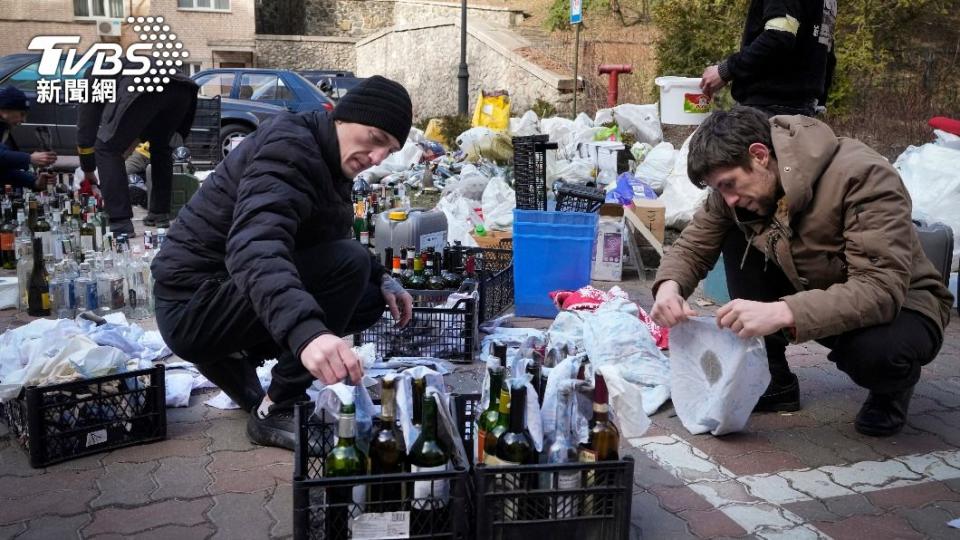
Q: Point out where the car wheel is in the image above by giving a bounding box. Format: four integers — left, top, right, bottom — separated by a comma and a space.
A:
220, 123, 253, 160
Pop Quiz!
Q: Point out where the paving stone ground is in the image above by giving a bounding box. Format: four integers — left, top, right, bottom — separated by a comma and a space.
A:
2, 219, 960, 538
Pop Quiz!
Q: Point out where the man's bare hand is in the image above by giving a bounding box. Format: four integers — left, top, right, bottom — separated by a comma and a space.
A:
30, 151, 56, 167
35, 172, 55, 190
651, 280, 697, 327
716, 299, 795, 338
381, 275, 413, 328
300, 334, 363, 385
700, 65, 726, 99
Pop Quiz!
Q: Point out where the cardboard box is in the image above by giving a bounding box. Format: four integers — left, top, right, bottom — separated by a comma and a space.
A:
591, 204, 625, 281
629, 198, 666, 244
471, 229, 512, 249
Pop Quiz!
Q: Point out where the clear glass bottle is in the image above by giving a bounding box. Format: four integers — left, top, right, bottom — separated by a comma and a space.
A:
545, 384, 580, 518
75, 261, 98, 312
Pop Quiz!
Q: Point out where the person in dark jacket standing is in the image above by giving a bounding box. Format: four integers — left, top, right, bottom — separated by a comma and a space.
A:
151, 76, 415, 450
77, 71, 198, 234
0, 86, 56, 189
700, 0, 837, 116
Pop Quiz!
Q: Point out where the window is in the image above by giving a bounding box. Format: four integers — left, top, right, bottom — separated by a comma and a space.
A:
74, 0, 124, 18
178, 0, 230, 10
240, 74, 294, 102
6, 61, 92, 93
195, 72, 236, 98
185, 63, 204, 76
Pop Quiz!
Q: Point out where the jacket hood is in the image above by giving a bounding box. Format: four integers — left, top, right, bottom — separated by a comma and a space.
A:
770, 115, 840, 218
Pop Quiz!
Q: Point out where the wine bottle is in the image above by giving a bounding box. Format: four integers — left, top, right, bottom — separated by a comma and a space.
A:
409, 390, 450, 529
324, 394, 367, 540
545, 384, 580, 518
476, 365, 504, 463
0, 207, 15, 270
579, 373, 619, 462
407, 255, 426, 289
27, 238, 50, 317
482, 378, 511, 465
368, 374, 407, 512
494, 381, 536, 465
426, 252, 445, 290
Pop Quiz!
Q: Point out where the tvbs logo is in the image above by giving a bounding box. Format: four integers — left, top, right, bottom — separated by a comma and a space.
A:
27, 36, 152, 77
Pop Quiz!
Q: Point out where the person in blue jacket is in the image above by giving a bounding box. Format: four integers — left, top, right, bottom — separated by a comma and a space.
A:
0, 86, 56, 190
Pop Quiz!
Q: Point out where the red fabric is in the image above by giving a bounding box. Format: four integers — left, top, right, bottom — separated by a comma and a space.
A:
929, 116, 960, 137
549, 285, 669, 349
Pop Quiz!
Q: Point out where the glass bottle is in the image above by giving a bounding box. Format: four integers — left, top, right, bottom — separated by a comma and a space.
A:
476, 366, 504, 464
427, 252, 445, 290
324, 393, 367, 540
367, 374, 407, 512
482, 378, 511, 466
49, 261, 75, 319
495, 381, 536, 465
15, 211, 33, 311
411, 376, 426, 428
75, 261, 98, 312
33, 211, 52, 260
126, 247, 150, 320
27, 238, 51, 317
402, 248, 416, 286
407, 255, 426, 289
409, 390, 450, 523
80, 210, 97, 253
579, 373, 620, 462
545, 384, 580, 519
0, 208, 15, 270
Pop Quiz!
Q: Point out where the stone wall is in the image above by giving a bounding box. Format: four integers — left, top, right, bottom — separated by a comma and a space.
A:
392, 0, 525, 28
303, 0, 396, 37
356, 19, 574, 120
255, 35, 357, 71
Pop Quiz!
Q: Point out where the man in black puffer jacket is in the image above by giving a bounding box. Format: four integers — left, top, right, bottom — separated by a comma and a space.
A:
700, 0, 837, 116
152, 76, 415, 450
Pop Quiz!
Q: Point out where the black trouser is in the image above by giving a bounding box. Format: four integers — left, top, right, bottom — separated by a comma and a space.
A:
744, 102, 816, 118
95, 84, 194, 221
155, 240, 386, 407
722, 229, 942, 394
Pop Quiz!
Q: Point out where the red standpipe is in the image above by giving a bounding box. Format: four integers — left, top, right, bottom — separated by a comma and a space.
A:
598, 64, 633, 107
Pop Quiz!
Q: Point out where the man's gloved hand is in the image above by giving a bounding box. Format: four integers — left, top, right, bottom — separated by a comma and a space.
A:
381, 274, 413, 328
300, 333, 363, 385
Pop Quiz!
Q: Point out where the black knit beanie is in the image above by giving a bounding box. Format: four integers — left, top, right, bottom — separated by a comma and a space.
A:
332, 75, 412, 145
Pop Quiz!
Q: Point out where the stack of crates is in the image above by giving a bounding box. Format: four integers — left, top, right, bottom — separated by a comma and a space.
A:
554, 181, 607, 213
186, 95, 221, 167
513, 135, 556, 211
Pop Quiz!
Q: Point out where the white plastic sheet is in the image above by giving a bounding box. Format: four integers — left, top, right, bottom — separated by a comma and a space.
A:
435, 191, 480, 247
481, 175, 515, 230
510, 110, 540, 137
669, 317, 770, 436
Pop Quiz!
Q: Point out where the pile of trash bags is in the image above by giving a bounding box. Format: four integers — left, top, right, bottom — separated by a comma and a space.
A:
355, 99, 709, 247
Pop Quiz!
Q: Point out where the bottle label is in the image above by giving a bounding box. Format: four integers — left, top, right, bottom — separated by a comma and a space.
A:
579, 449, 597, 463
81, 235, 94, 252
0, 232, 13, 251
593, 403, 608, 414
360, 231, 369, 245
483, 454, 505, 466
41, 292, 50, 310
410, 464, 449, 508
558, 470, 581, 490
38, 231, 52, 257
349, 511, 410, 539
476, 429, 487, 463
110, 277, 125, 309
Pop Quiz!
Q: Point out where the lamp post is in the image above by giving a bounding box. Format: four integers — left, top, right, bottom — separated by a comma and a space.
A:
457, 0, 469, 115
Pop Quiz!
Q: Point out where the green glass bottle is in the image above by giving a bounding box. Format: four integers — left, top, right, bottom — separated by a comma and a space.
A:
495, 381, 536, 465
427, 251, 446, 290
0, 208, 15, 270
476, 366, 504, 464
407, 255, 427, 289
411, 376, 426, 428
368, 374, 407, 512
324, 395, 366, 540
33, 212, 51, 260
483, 379, 511, 465
409, 390, 450, 528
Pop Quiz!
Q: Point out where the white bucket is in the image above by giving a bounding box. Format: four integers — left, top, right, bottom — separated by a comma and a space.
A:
655, 76, 712, 125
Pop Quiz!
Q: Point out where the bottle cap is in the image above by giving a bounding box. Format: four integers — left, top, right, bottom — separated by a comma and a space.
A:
388, 210, 408, 221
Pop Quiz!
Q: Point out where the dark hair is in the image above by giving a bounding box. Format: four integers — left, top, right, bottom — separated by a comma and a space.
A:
687, 106, 774, 189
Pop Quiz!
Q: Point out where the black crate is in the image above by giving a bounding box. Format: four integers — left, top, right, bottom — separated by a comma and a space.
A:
0, 365, 166, 468
293, 402, 472, 540
186, 95, 222, 166
513, 135, 557, 211
354, 290, 477, 363
454, 394, 634, 540
472, 247, 513, 322
554, 182, 606, 213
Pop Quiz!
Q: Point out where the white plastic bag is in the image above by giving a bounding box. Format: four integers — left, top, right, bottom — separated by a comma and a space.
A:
510, 110, 540, 137
481, 175, 515, 230
594, 108, 614, 126
634, 142, 676, 193
613, 103, 663, 146
894, 142, 960, 269
442, 164, 492, 201
660, 132, 708, 229
456, 127, 498, 155
547, 157, 595, 185
436, 191, 480, 247
669, 317, 770, 436
540, 117, 576, 147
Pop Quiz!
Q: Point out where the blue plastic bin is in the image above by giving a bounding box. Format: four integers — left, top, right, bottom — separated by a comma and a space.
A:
513, 209, 598, 317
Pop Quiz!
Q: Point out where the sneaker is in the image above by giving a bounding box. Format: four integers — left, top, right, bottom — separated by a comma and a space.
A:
855, 386, 914, 437
247, 401, 297, 451
110, 218, 136, 237
194, 357, 264, 412
753, 373, 801, 412
143, 212, 171, 228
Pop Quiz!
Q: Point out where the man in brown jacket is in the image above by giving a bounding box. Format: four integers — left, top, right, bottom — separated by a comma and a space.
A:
651, 106, 953, 437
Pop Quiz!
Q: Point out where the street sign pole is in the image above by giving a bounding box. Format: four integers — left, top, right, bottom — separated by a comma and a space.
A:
570, 0, 582, 118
